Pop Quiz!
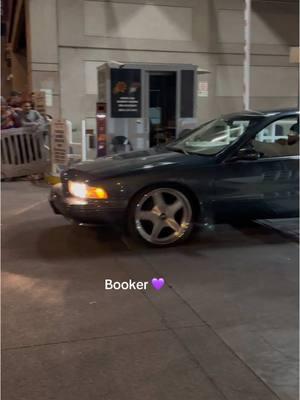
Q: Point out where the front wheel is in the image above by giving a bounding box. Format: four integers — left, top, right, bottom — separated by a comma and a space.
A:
128, 187, 194, 246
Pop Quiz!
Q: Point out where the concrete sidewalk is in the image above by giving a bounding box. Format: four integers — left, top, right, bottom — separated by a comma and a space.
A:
2, 181, 299, 400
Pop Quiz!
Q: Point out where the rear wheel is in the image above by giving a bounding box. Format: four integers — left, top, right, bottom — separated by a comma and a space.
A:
128, 187, 194, 246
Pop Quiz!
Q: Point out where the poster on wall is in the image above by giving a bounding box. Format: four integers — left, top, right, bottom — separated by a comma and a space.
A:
96, 102, 107, 157
111, 69, 141, 118
51, 119, 69, 167
198, 81, 208, 97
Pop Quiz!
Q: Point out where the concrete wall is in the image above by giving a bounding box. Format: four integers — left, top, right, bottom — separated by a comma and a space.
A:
11, 51, 28, 93
1, 38, 12, 98
27, 0, 60, 118
28, 0, 299, 134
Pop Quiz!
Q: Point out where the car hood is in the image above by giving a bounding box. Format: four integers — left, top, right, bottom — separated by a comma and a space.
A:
68, 148, 212, 180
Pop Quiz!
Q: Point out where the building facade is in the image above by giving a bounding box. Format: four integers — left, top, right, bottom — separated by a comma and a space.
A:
3, 0, 299, 140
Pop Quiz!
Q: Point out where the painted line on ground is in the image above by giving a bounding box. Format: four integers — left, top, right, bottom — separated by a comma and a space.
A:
2, 200, 48, 222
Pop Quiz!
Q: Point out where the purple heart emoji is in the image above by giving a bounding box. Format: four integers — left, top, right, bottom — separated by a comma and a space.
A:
151, 277, 165, 291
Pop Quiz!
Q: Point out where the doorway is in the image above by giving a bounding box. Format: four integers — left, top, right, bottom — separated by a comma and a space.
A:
148, 72, 176, 147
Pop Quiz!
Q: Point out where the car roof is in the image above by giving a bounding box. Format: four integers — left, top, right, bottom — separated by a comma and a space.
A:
223, 108, 299, 120
260, 107, 299, 116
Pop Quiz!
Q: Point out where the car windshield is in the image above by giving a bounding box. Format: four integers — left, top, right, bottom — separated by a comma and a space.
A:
168, 117, 256, 155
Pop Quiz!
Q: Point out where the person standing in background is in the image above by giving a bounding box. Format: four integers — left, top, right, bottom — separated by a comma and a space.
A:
7, 91, 22, 113
19, 101, 43, 127
1, 97, 21, 130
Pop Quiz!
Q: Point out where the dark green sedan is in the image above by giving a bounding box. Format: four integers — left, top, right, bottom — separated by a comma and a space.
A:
50, 109, 299, 246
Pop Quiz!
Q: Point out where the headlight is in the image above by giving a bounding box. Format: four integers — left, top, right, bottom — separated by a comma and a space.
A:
68, 181, 108, 199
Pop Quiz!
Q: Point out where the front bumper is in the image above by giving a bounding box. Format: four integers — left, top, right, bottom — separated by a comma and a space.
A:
49, 183, 126, 225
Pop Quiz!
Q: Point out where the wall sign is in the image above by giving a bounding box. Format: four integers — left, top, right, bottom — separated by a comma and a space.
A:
198, 81, 208, 97
111, 69, 141, 118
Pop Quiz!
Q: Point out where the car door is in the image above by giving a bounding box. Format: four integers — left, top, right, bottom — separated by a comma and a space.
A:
213, 115, 299, 221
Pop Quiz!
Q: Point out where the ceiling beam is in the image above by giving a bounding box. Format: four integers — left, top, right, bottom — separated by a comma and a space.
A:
11, 0, 24, 52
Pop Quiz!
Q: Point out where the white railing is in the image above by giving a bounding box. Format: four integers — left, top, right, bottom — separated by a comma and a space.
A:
1, 126, 48, 179
203, 119, 294, 148
257, 119, 293, 143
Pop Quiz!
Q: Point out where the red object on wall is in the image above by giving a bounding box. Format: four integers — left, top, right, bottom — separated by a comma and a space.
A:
96, 102, 107, 157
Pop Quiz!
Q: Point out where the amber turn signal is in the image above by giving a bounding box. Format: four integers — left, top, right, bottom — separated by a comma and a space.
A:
86, 186, 108, 199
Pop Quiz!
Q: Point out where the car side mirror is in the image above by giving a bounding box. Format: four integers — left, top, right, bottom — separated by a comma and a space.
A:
231, 148, 261, 162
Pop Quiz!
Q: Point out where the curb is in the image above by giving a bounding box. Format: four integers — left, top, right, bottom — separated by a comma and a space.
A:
44, 174, 61, 185
254, 220, 299, 243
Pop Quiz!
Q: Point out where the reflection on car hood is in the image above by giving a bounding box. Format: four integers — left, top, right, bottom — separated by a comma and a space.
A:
69, 148, 211, 180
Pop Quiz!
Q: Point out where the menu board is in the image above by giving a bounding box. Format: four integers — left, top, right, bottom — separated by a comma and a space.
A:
111, 69, 141, 118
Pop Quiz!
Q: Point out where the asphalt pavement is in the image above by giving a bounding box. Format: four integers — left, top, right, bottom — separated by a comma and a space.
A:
2, 181, 299, 400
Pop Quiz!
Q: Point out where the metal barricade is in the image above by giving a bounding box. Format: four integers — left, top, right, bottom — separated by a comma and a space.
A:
1, 126, 49, 179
